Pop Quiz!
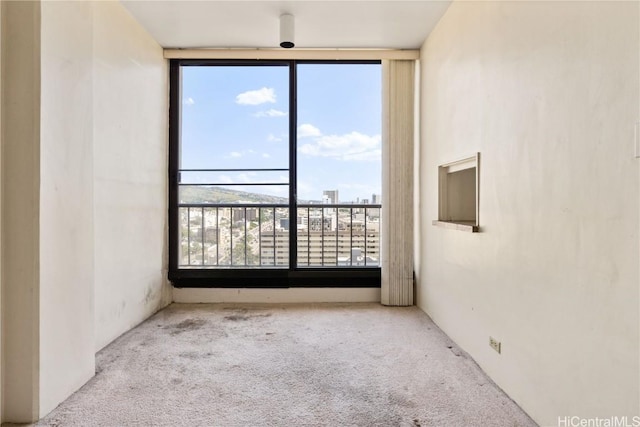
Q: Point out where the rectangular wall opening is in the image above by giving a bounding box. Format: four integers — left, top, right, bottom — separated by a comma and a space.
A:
433, 153, 479, 232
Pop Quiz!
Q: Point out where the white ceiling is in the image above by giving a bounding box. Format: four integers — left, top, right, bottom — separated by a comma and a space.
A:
120, 1, 452, 49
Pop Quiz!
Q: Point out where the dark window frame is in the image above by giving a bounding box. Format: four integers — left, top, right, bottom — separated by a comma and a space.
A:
168, 59, 381, 288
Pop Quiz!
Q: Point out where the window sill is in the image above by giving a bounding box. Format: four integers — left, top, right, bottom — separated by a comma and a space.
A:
432, 220, 479, 233
169, 267, 382, 288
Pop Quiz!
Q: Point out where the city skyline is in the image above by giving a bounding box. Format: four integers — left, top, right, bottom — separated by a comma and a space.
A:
180, 183, 381, 206
178, 202, 381, 268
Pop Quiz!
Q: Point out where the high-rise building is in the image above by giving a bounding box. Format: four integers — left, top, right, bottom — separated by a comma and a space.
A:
260, 228, 380, 267
323, 190, 339, 204
371, 194, 381, 205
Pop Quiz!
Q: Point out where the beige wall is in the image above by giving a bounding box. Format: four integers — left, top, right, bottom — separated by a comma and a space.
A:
92, 0, 170, 352
418, 1, 639, 425
1, 0, 169, 422
1, 1, 41, 421
39, 1, 96, 415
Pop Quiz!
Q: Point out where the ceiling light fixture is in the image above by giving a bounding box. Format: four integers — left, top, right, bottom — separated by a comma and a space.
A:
279, 14, 295, 48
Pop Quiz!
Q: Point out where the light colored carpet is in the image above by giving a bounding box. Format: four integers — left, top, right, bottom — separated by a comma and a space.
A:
33, 303, 536, 427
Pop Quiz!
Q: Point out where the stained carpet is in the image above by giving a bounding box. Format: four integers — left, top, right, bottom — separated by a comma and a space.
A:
33, 303, 537, 426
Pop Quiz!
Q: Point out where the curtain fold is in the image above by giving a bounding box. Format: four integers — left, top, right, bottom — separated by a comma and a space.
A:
381, 60, 415, 306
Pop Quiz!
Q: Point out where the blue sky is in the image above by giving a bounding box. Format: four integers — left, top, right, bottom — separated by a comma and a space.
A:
181, 63, 381, 203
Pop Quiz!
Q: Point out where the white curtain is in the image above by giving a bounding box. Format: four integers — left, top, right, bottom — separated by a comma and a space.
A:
381, 60, 415, 306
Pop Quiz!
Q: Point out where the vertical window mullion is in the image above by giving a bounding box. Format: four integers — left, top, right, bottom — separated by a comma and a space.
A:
289, 61, 298, 270
168, 60, 181, 272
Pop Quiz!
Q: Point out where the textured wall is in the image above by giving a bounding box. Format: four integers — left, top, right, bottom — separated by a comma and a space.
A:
39, 0, 96, 416
418, 2, 639, 425
2, 1, 170, 421
93, 1, 171, 352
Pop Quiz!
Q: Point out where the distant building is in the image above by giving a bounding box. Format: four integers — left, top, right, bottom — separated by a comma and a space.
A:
204, 226, 218, 243
233, 207, 257, 222
323, 190, 339, 204
260, 226, 379, 267
371, 194, 381, 205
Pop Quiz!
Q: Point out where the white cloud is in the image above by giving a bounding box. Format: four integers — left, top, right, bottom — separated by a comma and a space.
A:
226, 149, 257, 159
262, 153, 271, 158
267, 134, 283, 142
254, 109, 288, 118
183, 97, 195, 106
298, 131, 381, 162
237, 173, 251, 183
344, 148, 382, 162
218, 173, 252, 184
298, 123, 322, 138
235, 87, 276, 105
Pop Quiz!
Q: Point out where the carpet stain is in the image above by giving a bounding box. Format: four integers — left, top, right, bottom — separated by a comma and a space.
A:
178, 351, 200, 359
96, 353, 120, 373
224, 315, 251, 321
224, 307, 248, 312
447, 345, 462, 357
390, 391, 418, 408
163, 318, 207, 335
224, 313, 272, 322
179, 350, 214, 360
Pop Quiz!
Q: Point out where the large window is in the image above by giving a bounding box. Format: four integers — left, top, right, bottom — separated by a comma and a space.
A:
169, 60, 381, 287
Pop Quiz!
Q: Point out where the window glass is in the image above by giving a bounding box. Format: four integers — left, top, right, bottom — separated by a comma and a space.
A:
296, 64, 382, 267
173, 61, 381, 271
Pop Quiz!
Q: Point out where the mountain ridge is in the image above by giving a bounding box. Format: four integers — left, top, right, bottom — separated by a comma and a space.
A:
180, 185, 320, 205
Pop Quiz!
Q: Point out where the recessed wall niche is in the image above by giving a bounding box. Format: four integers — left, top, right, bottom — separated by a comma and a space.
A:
433, 153, 479, 232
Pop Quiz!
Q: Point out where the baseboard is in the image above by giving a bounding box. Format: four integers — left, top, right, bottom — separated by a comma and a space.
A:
172, 287, 381, 303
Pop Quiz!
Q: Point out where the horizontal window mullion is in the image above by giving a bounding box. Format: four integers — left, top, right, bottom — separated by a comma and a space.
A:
180, 168, 289, 172
180, 183, 289, 186
178, 203, 289, 208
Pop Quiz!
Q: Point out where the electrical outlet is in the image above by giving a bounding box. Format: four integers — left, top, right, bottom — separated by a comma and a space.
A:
489, 336, 501, 354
